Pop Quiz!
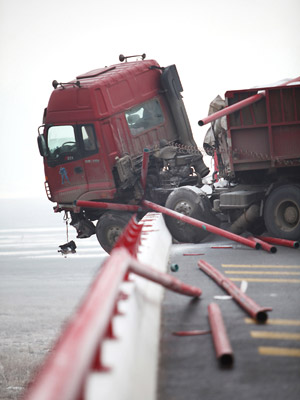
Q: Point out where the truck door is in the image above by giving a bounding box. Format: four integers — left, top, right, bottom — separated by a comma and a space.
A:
80, 124, 116, 198
45, 125, 88, 203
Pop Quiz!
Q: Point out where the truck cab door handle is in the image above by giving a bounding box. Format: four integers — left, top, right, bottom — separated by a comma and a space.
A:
74, 166, 83, 174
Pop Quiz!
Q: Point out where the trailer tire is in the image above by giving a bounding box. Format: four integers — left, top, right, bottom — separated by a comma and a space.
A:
164, 187, 218, 243
96, 212, 132, 253
264, 185, 300, 240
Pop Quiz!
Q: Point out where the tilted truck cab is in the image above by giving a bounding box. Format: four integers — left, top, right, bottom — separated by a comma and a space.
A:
38, 55, 210, 251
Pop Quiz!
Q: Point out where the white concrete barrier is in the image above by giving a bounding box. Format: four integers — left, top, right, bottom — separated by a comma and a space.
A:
86, 212, 172, 400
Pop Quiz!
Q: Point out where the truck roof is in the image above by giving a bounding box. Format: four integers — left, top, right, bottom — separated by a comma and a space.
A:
74, 59, 160, 87
45, 59, 162, 124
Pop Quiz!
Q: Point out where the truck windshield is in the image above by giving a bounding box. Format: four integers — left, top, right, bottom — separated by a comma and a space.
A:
47, 125, 78, 159
125, 98, 164, 135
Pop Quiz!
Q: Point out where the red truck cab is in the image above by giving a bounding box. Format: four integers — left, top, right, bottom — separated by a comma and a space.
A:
38, 56, 210, 251
39, 58, 207, 205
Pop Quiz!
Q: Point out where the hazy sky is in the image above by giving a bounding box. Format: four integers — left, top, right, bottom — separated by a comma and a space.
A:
1, 0, 299, 199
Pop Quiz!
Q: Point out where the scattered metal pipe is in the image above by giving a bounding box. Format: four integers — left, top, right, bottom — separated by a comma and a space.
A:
183, 253, 205, 256
282, 76, 300, 85
141, 148, 150, 191
76, 199, 143, 212
142, 199, 259, 250
116, 216, 201, 297
173, 330, 211, 336
198, 92, 265, 126
208, 303, 234, 367
198, 259, 272, 323
256, 236, 300, 249
248, 236, 277, 253
129, 257, 201, 297
198, 76, 300, 127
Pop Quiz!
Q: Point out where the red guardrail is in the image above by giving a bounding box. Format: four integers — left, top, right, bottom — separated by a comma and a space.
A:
22, 216, 201, 400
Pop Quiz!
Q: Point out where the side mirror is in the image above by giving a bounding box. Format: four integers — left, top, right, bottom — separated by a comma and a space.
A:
37, 134, 49, 157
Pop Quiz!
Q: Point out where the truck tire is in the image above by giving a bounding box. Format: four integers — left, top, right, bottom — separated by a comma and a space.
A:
264, 185, 300, 240
164, 187, 218, 243
96, 212, 132, 253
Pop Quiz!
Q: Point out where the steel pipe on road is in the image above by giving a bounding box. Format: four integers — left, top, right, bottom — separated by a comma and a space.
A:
198, 259, 272, 323
142, 199, 259, 250
256, 236, 299, 249
208, 303, 234, 367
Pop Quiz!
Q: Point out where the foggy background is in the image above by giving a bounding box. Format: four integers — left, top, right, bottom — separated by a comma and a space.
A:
1, 0, 300, 201
0, 3, 299, 397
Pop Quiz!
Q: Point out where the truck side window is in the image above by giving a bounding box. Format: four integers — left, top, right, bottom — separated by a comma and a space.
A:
125, 98, 164, 135
80, 125, 98, 153
47, 125, 77, 160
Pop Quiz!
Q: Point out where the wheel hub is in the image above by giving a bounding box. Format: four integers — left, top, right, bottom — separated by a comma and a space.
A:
174, 201, 192, 215
277, 200, 300, 230
174, 201, 192, 227
284, 206, 298, 224
107, 226, 122, 246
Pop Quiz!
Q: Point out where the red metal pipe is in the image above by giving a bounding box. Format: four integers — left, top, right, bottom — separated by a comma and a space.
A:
142, 199, 259, 250
129, 258, 202, 297
141, 148, 150, 191
76, 199, 143, 212
248, 236, 277, 253
198, 92, 265, 126
198, 259, 272, 323
173, 330, 211, 336
256, 236, 299, 249
208, 303, 234, 367
281, 76, 300, 85
198, 76, 300, 127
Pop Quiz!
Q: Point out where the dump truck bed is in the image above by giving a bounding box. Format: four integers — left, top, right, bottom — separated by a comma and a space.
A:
225, 83, 300, 175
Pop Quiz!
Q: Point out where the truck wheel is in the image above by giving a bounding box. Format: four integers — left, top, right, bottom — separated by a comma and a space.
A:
96, 212, 132, 253
164, 187, 218, 243
264, 185, 300, 240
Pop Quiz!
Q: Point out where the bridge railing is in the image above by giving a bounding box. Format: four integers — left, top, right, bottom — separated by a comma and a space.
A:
22, 214, 201, 400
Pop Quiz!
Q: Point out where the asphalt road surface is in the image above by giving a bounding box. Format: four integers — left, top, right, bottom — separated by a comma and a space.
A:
157, 234, 300, 400
1, 203, 299, 400
0, 222, 107, 400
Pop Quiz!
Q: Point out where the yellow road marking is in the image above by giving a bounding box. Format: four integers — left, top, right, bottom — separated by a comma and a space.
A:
222, 264, 300, 269
258, 347, 300, 357
229, 278, 300, 283
245, 318, 300, 326
251, 331, 300, 340
225, 270, 300, 275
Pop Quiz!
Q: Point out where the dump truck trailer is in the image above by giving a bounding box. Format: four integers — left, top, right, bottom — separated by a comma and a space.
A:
201, 80, 300, 240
